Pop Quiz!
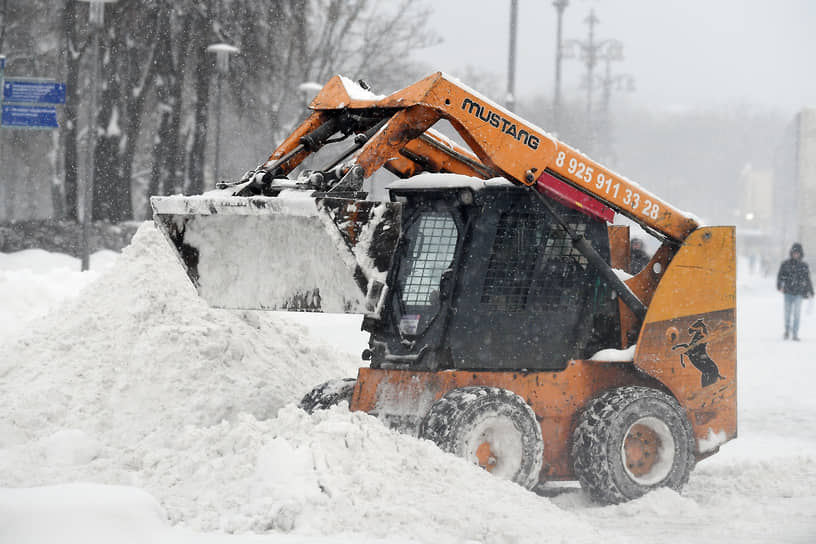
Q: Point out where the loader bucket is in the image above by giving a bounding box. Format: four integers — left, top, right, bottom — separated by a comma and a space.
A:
150, 192, 401, 314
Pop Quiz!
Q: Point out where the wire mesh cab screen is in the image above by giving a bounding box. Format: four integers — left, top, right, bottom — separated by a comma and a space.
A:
400, 211, 458, 307
481, 212, 589, 312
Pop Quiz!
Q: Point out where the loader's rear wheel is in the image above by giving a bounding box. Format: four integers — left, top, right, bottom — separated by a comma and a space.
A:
571, 386, 694, 504
298, 378, 356, 414
419, 386, 543, 489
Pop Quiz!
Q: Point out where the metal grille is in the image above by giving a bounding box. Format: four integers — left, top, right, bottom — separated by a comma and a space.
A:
535, 222, 589, 308
544, 223, 588, 265
481, 215, 589, 312
481, 214, 543, 311
401, 212, 458, 306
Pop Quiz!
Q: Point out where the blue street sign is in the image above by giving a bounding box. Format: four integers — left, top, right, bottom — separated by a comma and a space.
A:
0, 56, 5, 71
3, 80, 66, 105
1, 104, 59, 129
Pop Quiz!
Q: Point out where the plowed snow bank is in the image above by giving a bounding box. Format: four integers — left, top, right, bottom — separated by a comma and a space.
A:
0, 223, 605, 542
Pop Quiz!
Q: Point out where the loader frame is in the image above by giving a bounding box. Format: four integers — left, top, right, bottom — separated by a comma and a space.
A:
151, 72, 737, 496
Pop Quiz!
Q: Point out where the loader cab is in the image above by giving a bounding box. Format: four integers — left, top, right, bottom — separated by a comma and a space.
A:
363, 178, 621, 372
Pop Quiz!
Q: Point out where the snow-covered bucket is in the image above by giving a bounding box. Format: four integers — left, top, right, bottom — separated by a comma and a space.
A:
151, 191, 401, 314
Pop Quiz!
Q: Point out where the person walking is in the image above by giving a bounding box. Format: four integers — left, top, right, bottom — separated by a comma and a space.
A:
629, 238, 650, 274
777, 242, 814, 340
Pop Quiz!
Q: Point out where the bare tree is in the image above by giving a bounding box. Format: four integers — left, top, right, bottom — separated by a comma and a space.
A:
221, 0, 437, 150
1, 1, 61, 222
186, 2, 217, 197
60, 0, 84, 221
0, 0, 8, 52
146, 3, 191, 215
90, 2, 164, 222
7, 0, 440, 223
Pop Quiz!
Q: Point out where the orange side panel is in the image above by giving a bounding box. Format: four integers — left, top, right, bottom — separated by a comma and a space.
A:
350, 363, 660, 482
618, 242, 677, 346
607, 225, 630, 271
634, 227, 737, 456
607, 225, 631, 348
624, 242, 674, 308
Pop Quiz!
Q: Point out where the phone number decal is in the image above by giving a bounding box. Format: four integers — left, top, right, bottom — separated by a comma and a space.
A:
554, 151, 660, 220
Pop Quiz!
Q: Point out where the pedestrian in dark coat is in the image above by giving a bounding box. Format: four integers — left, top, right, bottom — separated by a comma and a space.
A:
629, 238, 650, 274
777, 242, 814, 340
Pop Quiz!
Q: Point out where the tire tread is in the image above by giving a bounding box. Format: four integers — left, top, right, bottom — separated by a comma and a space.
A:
571, 386, 694, 504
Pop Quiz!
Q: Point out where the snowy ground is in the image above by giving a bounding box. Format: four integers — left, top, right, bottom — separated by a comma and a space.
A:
1, 222, 815, 543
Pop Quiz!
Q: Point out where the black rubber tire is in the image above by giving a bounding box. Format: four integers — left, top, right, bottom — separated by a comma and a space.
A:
419, 386, 544, 489
571, 386, 695, 504
298, 378, 356, 414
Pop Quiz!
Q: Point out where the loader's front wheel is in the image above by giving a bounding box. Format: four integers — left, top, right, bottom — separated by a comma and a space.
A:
298, 378, 356, 414
571, 386, 694, 504
419, 386, 543, 489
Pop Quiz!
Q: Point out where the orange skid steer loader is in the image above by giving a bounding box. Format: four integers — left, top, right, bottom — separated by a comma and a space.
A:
152, 73, 736, 504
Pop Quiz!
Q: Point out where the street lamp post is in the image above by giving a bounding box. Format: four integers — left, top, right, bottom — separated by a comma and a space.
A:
206, 43, 239, 186
562, 8, 624, 154
600, 45, 630, 117
78, 0, 117, 272
552, 0, 569, 134
599, 52, 633, 159
506, 0, 518, 111
582, 10, 599, 124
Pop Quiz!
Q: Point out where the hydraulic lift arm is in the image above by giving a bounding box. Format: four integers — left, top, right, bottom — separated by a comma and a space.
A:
255, 72, 698, 245
242, 73, 700, 320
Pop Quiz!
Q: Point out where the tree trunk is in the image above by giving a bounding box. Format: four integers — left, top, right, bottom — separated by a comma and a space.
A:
146, 5, 188, 216
91, 22, 121, 222
0, 0, 8, 51
187, 24, 213, 196
91, 3, 160, 222
61, 0, 82, 221
121, 6, 159, 220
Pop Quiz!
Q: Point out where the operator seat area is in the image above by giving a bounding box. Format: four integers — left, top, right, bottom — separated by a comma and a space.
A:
363, 180, 620, 372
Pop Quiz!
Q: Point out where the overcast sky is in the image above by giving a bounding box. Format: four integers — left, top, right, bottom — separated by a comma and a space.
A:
414, 0, 816, 116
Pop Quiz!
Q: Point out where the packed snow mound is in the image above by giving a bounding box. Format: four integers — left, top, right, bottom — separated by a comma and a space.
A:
2, 406, 609, 542
0, 249, 117, 345
159, 405, 609, 541
4, 224, 816, 542
0, 222, 608, 542
0, 221, 362, 481
1, 483, 169, 544
0, 223, 357, 437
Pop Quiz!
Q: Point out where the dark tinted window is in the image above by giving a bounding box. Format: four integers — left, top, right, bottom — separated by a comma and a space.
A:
481, 214, 589, 312
481, 213, 544, 311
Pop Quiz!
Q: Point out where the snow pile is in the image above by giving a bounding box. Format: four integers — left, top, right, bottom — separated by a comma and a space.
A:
3, 223, 816, 542
0, 249, 117, 345
1, 484, 170, 544
137, 405, 604, 542
0, 222, 606, 542
0, 223, 355, 437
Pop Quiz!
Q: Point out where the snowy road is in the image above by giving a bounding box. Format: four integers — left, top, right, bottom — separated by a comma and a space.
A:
1, 223, 815, 543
